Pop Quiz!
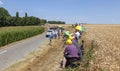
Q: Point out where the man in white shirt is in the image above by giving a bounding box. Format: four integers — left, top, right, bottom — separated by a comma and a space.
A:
74, 31, 80, 43
74, 26, 81, 43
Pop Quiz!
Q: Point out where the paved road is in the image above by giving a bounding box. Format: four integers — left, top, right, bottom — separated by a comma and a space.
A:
0, 32, 48, 71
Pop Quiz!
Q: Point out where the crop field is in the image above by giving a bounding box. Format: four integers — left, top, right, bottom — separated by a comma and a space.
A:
0, 26, 44, 47
4, 24, 120, 71
82, 24, 120, 71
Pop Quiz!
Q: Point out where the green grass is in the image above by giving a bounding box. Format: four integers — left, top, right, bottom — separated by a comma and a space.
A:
0, 26, 44, 47
82, 40, 95, 71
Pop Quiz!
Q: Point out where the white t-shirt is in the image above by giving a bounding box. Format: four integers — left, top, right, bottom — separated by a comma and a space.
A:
75, 32, 80, 39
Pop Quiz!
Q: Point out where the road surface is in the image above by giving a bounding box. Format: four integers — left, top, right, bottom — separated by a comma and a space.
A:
0, 32, 48, 71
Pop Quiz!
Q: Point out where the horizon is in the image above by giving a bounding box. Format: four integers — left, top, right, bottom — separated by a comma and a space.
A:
0, 0, 120, 24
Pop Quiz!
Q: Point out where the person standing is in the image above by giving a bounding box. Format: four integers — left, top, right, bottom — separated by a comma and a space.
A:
57, 29, 60, 39
54, 30, 57, 39
49, 32, 53, 46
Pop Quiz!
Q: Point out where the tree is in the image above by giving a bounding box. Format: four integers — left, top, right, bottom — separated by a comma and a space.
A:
22, 13, 28, 26
0, 7, 11, 27
48, 21, 65, 24
40, 19, 47, 25
10, 17, 17, 26
0, 7, 48, 26
26, 16, 41, 25
15, 12, 21, 26
16, 12, 19, 18
25, 12, 28, 17
0, 7, 11, 17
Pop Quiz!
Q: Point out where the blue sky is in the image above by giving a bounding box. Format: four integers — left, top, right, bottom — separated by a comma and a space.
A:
0, 0, 120, 24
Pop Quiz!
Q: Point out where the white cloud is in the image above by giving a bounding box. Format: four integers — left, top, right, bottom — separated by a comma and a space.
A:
0, 0, 3, 5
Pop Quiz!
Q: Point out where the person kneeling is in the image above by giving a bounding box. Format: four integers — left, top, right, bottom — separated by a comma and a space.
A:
63, 39, 80, 68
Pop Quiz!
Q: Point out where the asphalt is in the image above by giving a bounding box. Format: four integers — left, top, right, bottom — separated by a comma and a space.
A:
0, 32, 48, 71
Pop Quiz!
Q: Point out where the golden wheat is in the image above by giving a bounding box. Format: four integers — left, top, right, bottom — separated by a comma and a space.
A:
82, 24, 120, 71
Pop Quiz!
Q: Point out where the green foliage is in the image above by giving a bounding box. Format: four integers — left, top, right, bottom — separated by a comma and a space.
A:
0, 7, 47, 27
0, 26, 44, 47
48, 21, 65, 24
0, 7, 11, 27
0, 7, 65, 26
25, 12, 28, 17
16, 12, 19, 18
0, 7, 11, 17
80, 40, 96, 71
40, 19, 47, 25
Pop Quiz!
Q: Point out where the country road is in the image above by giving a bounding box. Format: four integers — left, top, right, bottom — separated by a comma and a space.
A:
0, 32, 48, 71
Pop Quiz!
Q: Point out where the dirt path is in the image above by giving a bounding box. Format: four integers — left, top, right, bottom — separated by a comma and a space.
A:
20, 26, 75, 71
28, 47, 62, 70
4, 26, 77, 71
19, 39, 64, 71
0, 32, 48, 71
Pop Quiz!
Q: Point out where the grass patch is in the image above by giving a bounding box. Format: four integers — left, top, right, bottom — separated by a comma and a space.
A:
82, 40, 96, 71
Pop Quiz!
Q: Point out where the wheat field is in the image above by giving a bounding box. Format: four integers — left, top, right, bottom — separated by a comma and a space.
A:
82, 24, 120, 71
4, 24, 120, 71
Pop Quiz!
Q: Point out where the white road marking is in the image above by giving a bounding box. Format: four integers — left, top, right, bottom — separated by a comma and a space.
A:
0, 50, 7, 55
